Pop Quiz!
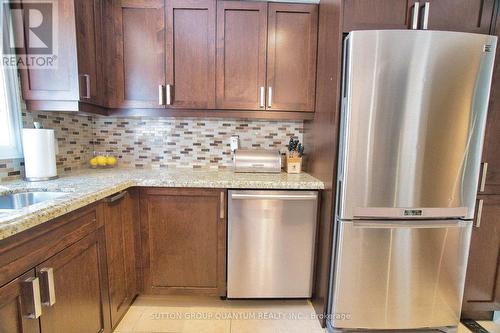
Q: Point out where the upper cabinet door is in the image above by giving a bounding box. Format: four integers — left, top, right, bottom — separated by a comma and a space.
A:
343, 0, 412, 32
424, 0, 495, 34
74, 0, 103, 105
166, 0, 216, 109
19, 0, 79, 102
113, 0, 166, 109
480, 15, 500, 194
266, 3, 318, 112
216, 1, 267, 110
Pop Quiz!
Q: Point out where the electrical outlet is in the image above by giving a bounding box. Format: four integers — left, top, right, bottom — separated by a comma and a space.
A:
230, 135, 239, 152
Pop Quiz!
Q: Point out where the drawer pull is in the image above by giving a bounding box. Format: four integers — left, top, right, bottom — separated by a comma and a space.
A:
106, 191, 127, 203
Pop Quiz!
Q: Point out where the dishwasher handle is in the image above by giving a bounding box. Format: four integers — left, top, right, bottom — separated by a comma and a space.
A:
231, 193, 317, 201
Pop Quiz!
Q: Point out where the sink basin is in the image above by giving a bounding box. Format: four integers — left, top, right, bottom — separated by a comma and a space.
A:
0, 192, 67, 210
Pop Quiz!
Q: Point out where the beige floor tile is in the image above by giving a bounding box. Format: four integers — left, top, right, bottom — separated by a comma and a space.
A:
183, 318, 231, 333
477, 320, 500, 333
132, 306, 190, 332
458, 323, 471, 333
114, 306, 145, 333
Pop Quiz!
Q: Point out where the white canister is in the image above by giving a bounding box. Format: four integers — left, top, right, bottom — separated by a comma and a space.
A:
22, 128, 58, 181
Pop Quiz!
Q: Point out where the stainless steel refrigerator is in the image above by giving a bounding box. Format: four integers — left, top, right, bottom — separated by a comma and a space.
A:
328, 30, 497, 333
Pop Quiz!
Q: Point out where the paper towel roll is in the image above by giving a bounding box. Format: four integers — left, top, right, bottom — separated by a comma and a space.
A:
22, 129, 58, 181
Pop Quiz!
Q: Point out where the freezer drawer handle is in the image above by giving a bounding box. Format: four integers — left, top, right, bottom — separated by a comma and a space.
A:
231, 193, 317, 200
352, 220, 469, 229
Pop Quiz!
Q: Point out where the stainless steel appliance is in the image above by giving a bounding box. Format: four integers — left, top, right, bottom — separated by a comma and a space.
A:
328, 30, 497, 333
227, 190, 318, 298
233, 149, 282, 173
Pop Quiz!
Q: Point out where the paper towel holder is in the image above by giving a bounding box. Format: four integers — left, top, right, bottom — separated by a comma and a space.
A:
22, 125, 59, 182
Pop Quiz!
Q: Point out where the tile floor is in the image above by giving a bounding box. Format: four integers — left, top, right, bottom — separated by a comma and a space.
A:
114, 295, 500, 333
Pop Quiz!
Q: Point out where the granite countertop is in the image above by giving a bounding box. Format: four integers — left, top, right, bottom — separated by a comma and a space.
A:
0, 168, 324, 241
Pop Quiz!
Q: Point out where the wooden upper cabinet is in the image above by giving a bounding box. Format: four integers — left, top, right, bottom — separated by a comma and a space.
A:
166, 0, 216, 109
267, 3, 317, 112
343, 0, 412, 32
462, 195, 500, 317
19, 0, 79, 102
36, 231, 109, 333
481, 14, 500, 195
113, 0, 166, 109
0, 270, 40, 333
425, 0, 495, 34
140, 188, 226, 296
103, 190, 138, 328
74, 0, 103, 105
216, 1, 268, 110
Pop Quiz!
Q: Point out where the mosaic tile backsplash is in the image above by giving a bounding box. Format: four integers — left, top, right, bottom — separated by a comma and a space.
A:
93, 117, 303, 169
0, 112, 304, 180
0, 111, 94, 181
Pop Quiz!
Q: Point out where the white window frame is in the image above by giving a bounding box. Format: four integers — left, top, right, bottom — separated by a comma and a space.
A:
0, 4, 23, 160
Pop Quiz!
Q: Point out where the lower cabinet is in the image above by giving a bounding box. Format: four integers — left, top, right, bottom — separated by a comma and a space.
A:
102, 190, 139, 328
0, 270, 41, 333
462, 195, 500, 319
0, 205, 112, 333
36, 231, 110, 333
140, 188, 227, 296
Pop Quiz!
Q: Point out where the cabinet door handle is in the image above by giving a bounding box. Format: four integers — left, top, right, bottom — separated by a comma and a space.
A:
81, 74, 90, 99
260, 86, 265, 108
21, 277, 42, 319
411, 2, 420, 30
39, 268, 56, 307
220, 191, 225, 220
106, 191, 127, 204
479, 162, 488, 192
268, 86, 273, 108
166, 84, 172, 105
422, 2, 430, 30
158, 85, 165, 105
475, 199, 484, 228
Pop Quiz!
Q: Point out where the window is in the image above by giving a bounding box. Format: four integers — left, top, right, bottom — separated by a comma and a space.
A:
0, 4, 22, 159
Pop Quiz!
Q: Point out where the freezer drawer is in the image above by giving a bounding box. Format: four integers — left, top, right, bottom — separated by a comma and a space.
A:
227, 190, 318, 298
329, 219, 472, 331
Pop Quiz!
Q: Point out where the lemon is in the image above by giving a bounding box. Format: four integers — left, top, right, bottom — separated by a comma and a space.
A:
90, 157, 98, 166
106, 156, 117, 166
96, 156, 107, 166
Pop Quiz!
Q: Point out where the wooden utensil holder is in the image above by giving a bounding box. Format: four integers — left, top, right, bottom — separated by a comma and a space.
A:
286, 151, 302, 174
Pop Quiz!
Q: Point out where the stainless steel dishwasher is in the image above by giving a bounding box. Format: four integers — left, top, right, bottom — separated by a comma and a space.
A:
227, 190, 318, 298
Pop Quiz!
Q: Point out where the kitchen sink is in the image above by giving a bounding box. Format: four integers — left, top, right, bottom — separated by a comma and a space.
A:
0, 192, 67, 210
